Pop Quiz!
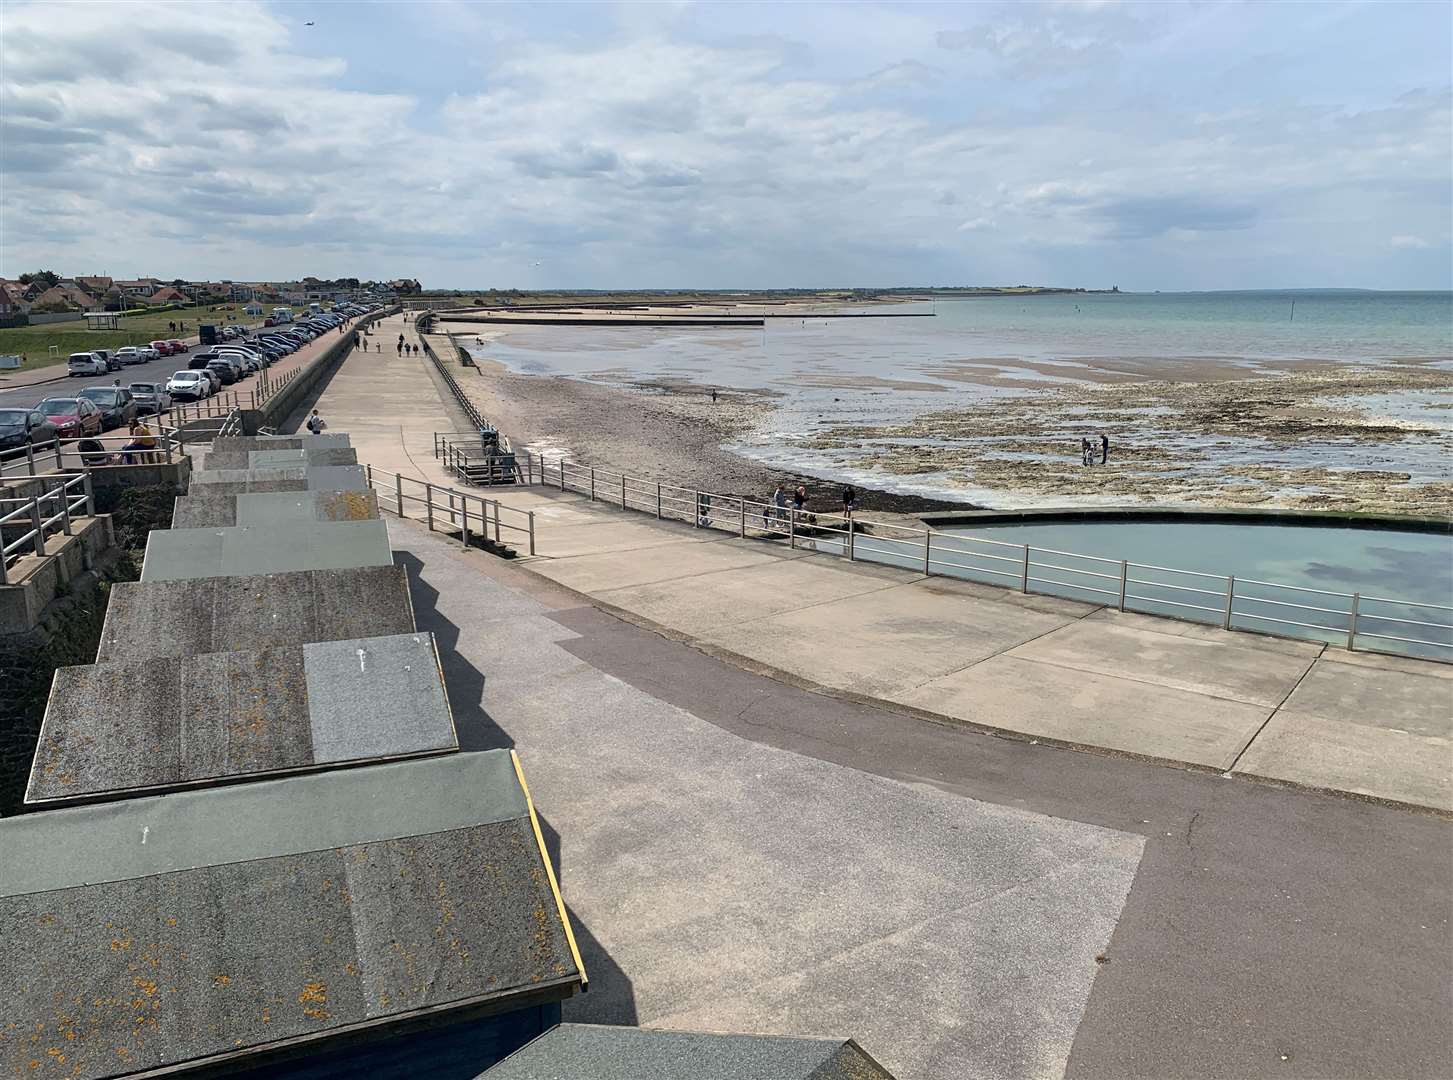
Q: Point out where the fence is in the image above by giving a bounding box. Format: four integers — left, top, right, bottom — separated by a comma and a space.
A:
433, 431, 519, 486
417, 331, 490, 430
514, 450, 1453, 663
0, 425, 184, 479
363, 463, 535, 556
1, 472, 94, 584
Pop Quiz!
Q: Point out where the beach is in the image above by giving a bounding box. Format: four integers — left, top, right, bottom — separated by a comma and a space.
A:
441, 292, 1453, 519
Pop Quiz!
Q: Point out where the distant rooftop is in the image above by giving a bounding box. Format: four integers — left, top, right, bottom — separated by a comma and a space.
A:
480, 1024, 895, 1080
28, 632, 457, 805
2, 752, 585, 1079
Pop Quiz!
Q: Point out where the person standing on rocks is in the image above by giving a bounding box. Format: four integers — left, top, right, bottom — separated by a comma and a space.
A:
841, 485, 856, 524
1080, 437, 1091, 465
1100, 433, 1110, 465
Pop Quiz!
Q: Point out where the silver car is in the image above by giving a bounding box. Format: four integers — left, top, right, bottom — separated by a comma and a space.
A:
128, 381, 172, 415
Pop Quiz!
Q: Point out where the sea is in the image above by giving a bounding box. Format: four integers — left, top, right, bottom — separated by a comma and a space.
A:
464, 290, 1453, 500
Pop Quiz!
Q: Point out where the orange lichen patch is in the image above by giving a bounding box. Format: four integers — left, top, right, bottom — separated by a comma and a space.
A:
212, 975, 231, 987
343, 963, 357, 977
37, 913, 56, 926
165, 917, 178, 927
132, 977, 157, 997
109, 937, 132, 951
298, 982, 329, 1020
261, 1008, 272, 1024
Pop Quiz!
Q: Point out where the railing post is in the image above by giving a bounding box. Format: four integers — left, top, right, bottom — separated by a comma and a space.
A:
560, 460, 566, 493
1021, 545, 1031, 592
1118, 559, 1128, 611
53, 437, 63, 470
1223, 576, 1235, 630
425, 483, 434, 531
395, 473, 405, 518
590, 467, 595, 501
24, 441, 35, 476
657, 483, 662, 519
693, 491, 700, 528
923, 529, 932, 576
528, 511, 536, 556
30, 496, 46, 556
164, 431, 173, 463
1348, 592, 1360, 651
621, 475, 627, 509
847, 520, 855, 561
493, 499, 501, 543
82, 470, 94, 516
739, 497, 745, 537
788, 507, 795, 547
58, 484, 72, 535
461, 502, 470, 549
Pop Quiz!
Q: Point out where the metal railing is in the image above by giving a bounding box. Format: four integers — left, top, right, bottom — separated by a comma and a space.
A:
172, 392, 242, 425
363, 463, 535, 556
0, 425, 183, 478
217, 408, 244, 438
419, 334, 489, 429
433, 431, 519, 486
1, 472, 94, 584
515, 450, 1453, 663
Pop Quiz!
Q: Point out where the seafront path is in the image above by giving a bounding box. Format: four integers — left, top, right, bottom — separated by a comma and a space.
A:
315, 313, 1451, 814
291, 311, 1451, 1078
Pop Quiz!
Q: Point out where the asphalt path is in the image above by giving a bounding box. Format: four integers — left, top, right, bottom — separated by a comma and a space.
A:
426, 525, 1452, 1080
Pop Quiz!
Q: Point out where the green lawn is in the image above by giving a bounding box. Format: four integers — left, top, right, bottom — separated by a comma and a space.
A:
0, 304, 260, 372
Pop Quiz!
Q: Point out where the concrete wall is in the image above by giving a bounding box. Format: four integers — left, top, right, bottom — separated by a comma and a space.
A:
26, 311, 85, 325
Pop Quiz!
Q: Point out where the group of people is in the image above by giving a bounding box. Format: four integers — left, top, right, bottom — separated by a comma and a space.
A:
120, 419, 156, 463
1080, 433, 1111, 466
167, 321, 186, 334
396, 333, 420, 357
756, 483, 856, 530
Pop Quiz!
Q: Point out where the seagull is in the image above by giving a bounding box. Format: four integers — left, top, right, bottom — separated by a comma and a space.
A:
305, 20, 315, 25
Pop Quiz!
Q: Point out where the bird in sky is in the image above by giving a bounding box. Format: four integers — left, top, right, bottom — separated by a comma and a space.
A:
305, 20, 315, 26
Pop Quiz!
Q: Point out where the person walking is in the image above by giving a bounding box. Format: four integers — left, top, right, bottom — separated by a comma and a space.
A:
306, 409, 327, 434
1100, 432, 1110, 465
710, 388, 718, 404
376, 342, 381, 353
841, 485, 856, 524
1081, 437, 1091, 466
396, 341, 402, 356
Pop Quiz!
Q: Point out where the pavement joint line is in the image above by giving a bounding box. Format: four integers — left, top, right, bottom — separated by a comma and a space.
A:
1224, 643, 1328, 774
593, 572, 911, 633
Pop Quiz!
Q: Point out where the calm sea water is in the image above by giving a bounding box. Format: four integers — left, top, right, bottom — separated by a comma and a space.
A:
465, 290, 1452, 497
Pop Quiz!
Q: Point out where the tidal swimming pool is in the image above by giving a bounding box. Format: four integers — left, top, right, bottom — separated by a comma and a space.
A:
819, 517, 1453, 659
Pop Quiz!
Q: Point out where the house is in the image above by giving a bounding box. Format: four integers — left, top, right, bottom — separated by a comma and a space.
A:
28, 284, 96, 311
0, 283, 32, 316
76, 275, 114, 295
115, 278, 162, 298
146, 286, 189, 305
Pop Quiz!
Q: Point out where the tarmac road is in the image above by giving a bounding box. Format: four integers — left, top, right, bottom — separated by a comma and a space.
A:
0, 338, 215, 412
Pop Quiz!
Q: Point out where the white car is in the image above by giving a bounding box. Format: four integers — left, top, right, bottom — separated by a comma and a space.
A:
67, 351, 108, 376
135, 345, 161, 361
166, 371, 209, 402
113, 347, 148, 366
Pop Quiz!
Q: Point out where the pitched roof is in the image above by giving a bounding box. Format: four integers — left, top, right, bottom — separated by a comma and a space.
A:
147, 286, 188, 302
480, 1025, 897, 1080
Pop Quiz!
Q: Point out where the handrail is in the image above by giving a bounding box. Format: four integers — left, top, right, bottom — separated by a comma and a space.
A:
1, 472, 93, 584
0, 425, 183, 478
512, 448, 1452, 663
361, 463, 535, 556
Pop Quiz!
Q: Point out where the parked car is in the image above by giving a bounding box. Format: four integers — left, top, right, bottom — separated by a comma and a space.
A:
128, 382, 172, 415
166, 339, 187, 355
90, 349, 121, 372
263, 316, 276, 327
135, 345, 161, 361
150, 340, 177, 356
78, 386, 139, 430
166, 371, 209, 401
36, 397, 103, 438
67, 351, 109, 376
113, 347, 149, 366
205, 359, 239, 385
0, 407, 58, 450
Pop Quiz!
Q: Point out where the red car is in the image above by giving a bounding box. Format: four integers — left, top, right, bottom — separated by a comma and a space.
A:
166, 339, 187, 355
36, 397, 103, 438
150, 339, 176, 356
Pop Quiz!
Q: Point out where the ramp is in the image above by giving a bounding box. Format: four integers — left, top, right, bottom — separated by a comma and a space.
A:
28, 632, 457, 805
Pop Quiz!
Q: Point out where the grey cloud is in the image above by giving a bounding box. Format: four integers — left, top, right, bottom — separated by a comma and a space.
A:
512, 143, 620, 179
1096, 196, 1258, 239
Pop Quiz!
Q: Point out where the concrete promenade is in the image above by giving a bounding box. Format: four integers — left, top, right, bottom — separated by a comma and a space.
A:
309, 314, 1453, 812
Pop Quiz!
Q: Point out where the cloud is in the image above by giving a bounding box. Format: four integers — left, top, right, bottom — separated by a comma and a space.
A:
0, 0, 1448, 289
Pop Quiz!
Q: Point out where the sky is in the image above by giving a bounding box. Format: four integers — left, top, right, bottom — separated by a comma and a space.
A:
1, 0, 1450, 291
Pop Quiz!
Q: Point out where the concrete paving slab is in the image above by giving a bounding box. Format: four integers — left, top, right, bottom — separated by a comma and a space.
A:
188, 464, 368, 493
1234, 711, 1453, 810
211, 434, 352, 452
1008, 617, 1320, 707
594, 555, 912, 637
200, 446, 359, 469
27, 633, 457, 804
98, 565, 416, 663
530, 537, 811, 595
1082, 607, 1330, 658
534, 518, 717, 559
141, 519, 392, 581
172, 489, 380, 528
1316, 646, 1453, 680
895, 654, 1272, 768
696, 578, 1081, 699
1280, 658, 1453, 738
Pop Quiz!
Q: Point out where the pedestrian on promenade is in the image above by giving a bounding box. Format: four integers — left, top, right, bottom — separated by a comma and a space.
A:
710, 389, 718, 403
396, 342, 402, 356
376, 342, 381, 353
1100, 432, 1110, 464
841, 485, 856, 523
306, 409, 327, 434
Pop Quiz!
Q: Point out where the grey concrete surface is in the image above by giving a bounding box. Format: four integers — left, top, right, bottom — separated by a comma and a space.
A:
389, 520, 1143, 1080
211, 433, 352, 452
171, 489, 380, 528
389, 517, 1452, 1080
188, 463, 368, 493
529, 536, 812, 595
201, 446, 358, 469
97, 566, 416, 663
141, 519, 392, 581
